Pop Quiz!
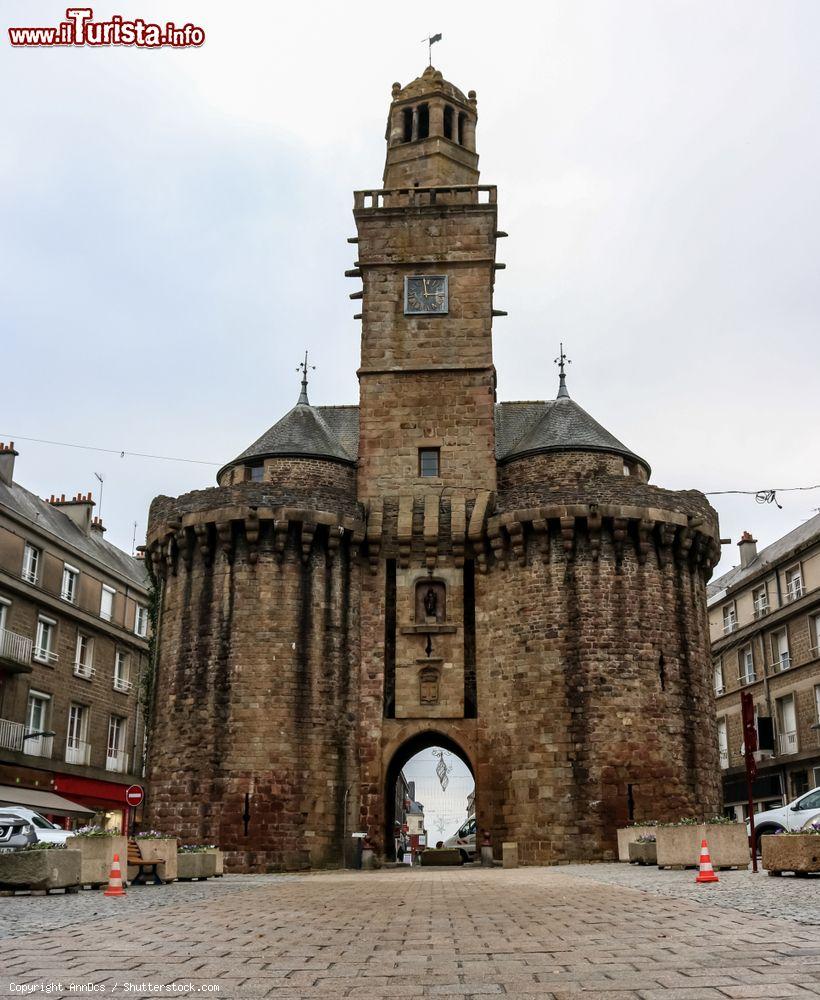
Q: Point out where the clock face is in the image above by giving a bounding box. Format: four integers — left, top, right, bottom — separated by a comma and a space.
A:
404, 275, 448, 315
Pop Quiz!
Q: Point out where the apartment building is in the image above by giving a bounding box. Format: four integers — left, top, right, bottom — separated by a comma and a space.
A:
0, 442, 150, 832
708, 513, 820, 819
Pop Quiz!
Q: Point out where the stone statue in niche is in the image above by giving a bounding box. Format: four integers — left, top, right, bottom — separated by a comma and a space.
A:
419, 667, 440, 705
416, 580, 445, 623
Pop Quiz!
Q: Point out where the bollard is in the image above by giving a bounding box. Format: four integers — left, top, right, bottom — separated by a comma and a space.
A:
480, 829, 494, 867
502, 842, 518, 869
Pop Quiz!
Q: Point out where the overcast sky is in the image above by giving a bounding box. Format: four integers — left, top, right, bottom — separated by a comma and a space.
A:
2, 1, 819, 572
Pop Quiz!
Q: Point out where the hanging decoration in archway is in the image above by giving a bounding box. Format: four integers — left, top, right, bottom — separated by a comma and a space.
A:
433, 749, 452, 792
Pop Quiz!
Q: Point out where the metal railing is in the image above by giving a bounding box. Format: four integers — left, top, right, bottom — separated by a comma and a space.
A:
753, 601, 769, 619
33, 647, 58, 665
65, 739, 91, 765
113, 675, 132, 693
770, 654, 792, 674
778, 731, 798, 755
20, 568, 38, 585
0, 628, 33, 666
786, 582, 804, 602
105, 750, 129, 774
73, 662, 95, 680
723, 620, 738, 635
0, 718, 24, 752
23, 734, 53, 758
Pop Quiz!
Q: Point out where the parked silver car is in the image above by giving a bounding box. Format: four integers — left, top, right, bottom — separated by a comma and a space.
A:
0, 811, 37, 851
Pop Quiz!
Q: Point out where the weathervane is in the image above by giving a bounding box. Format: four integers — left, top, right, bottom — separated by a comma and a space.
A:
554, 342, 571, 399
421, 32, 442, 66
296, 351, 315, 404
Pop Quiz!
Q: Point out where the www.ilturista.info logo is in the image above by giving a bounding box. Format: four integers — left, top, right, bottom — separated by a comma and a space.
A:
8, 8, 205, 47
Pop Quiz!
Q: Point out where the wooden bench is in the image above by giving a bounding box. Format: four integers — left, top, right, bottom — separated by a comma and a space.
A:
127, 838, 166, 886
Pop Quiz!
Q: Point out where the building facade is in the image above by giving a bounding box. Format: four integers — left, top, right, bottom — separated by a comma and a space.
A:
709, 515, 820, 817
0, 442, 150, 830
144, 67, 722, 871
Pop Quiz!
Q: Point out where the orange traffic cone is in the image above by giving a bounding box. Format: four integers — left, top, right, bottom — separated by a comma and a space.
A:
103, 853, 126, 897
695, 838, 719, 884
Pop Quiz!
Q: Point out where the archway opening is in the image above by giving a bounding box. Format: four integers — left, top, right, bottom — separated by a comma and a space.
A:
384, 731, 475, 863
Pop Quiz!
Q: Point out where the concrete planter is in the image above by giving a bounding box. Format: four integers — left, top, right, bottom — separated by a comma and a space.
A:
130, 838, 177, 882
177, 852, 217, 880
0, 849, 82, 892
617, 826, 657, 862
656, 824, 748, 869
203, 847, 224, 876
420, 848, 463, 866
762, 834, 820, 876
628, 841, 657, 865
66, 835, 128, 887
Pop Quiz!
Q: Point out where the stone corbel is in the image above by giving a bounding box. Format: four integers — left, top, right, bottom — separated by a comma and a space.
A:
676, 526, 693, 564
175, 527, 193, 571
657, 522, 676, 567
327, 523, 342, 561
244, 510, 260, 565
531, 518, 550, 563
397, 494, 412, 569
216, 521, 234, 562
423, 493, 439, 571
612, 517, 628, 568
559, 516, 575, 561
194, 523, 212, 566
300, 521, 316, 565
450, 493, 466, 568
488, 523, 507, 570
636, 518, 653, 565
350, 523, 365, 562
367, 498, 384, 574
164, 535, 176, 575
274, 519, 289, 562
587, 506, 603, 562
149, 544, 165, 581
508, 520, 526, 566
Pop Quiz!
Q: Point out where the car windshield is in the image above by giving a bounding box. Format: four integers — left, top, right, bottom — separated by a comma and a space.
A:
28, 812, 57, 829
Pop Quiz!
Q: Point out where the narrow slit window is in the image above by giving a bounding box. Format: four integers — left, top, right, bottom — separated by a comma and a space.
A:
443, 105, 454, 140
417, 103, 429, 140
402, 107, 413, 142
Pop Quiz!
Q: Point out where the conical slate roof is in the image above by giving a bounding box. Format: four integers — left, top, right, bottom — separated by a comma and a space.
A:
496, 377, 650, 475
219, 387, 356, 481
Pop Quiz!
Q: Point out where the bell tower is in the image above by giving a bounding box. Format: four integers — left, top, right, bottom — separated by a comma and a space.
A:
351, 67, 503, 502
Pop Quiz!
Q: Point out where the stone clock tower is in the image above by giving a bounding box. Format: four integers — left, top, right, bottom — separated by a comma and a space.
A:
354, 66, 501, 500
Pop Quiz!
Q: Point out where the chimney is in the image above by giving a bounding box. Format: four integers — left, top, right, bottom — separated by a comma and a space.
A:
91, 516, 106, 535
49, 492, 95, 535
0, 442, 18, 486
738, 531, 758, 569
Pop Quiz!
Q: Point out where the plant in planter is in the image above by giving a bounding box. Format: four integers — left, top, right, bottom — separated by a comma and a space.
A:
762, 820, 820, 876
132, 831, 178, 881
0, 842, 81, 892
67, 827, 127, 887
616, 821, 658, 862
656, 816, 748, 870
176, 844, 217, 880
628, 833, 657, 866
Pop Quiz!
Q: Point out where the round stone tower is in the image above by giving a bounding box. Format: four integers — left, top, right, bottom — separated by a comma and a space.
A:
143, 67, 722, 871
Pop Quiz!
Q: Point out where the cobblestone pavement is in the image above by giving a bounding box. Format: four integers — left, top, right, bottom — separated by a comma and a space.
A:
2, 866, 820, 998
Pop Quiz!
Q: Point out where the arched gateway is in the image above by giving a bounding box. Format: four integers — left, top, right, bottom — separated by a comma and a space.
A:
143, 65, 723, 872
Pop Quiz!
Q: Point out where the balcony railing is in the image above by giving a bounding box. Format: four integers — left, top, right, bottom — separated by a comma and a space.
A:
24, 734, 53, 758
65, 739, 91, 766
738, 670, 756, 686
0, 718, 24, 752
778, 731, 798, 755
753, 601, 769, 619
723, 620, 738, 635
770, 655, 792, 674
113, 675, 132, 693
33, 647, 58, 665
73, 662, 95, 681
354, 184, 497, 211
105, 750, 129, 774
20, 568, 38, 585
786, 582, 804, 603
0, 628, 33, 667
719, 749, 729, 769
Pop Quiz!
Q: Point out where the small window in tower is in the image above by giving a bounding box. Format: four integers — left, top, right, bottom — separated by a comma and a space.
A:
458, 112, 467, 145
418, 448, 440, 478
247, 463, 264, 482
417, 103, 429, 140
402, 107, 412, 143
443, 105, 454, 140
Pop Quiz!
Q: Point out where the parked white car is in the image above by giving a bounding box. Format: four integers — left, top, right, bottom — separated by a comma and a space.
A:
444, 817, 476, 863
749, 787, 820, 841
0, 807, 73, 845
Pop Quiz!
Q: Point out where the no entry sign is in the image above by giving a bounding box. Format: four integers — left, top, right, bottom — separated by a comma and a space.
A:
125, 785, 144, 807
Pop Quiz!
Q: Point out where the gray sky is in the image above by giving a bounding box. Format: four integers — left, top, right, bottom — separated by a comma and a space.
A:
2, 1, 819, 571
402, 747, 474, 841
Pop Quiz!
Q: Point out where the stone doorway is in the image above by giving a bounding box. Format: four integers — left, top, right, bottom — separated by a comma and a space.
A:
383, 730, 475, 862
